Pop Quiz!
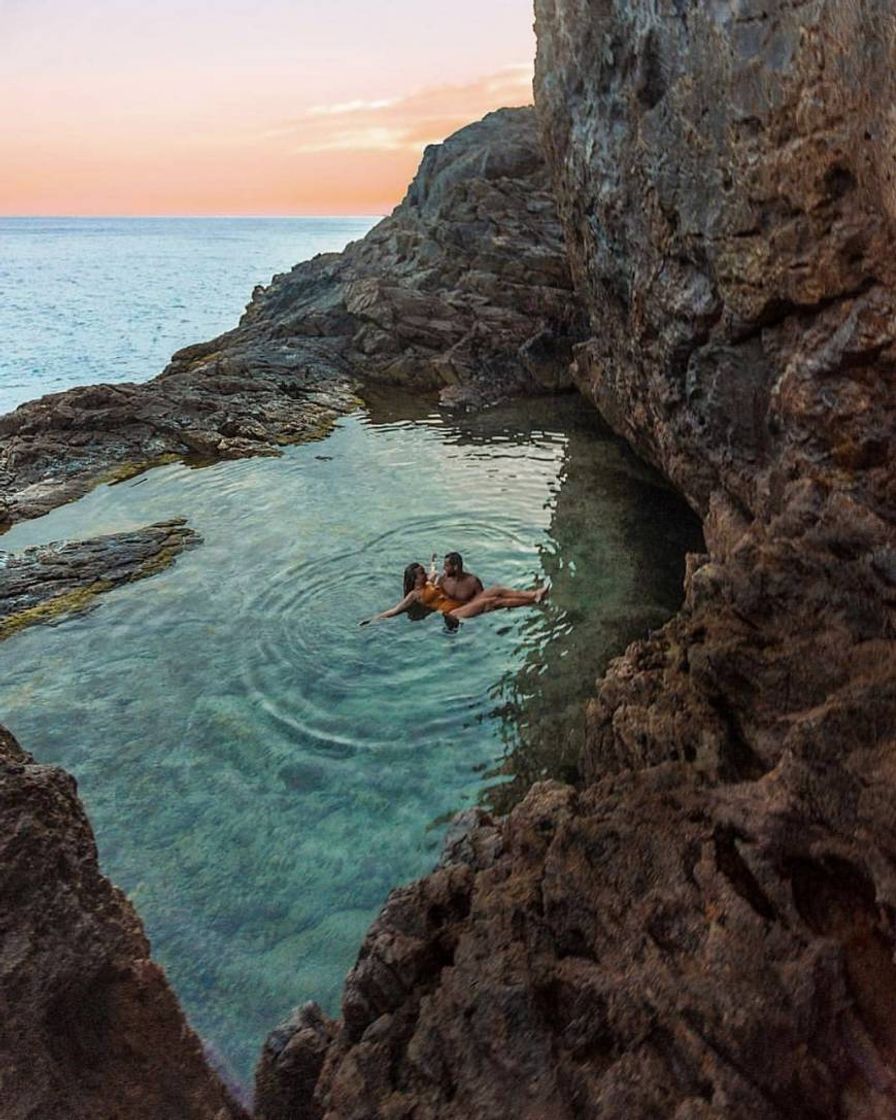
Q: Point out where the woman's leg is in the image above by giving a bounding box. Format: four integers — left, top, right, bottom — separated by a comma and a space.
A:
446, 596, 494, 620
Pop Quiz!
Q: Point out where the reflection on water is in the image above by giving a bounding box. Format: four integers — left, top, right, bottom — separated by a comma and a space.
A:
484, 411, 704, 810
0, 394, 700, 1087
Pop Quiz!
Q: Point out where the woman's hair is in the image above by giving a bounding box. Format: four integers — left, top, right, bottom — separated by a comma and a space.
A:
403, 562, 426, 596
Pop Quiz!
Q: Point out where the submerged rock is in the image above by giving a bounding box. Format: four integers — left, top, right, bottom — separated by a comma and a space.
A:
0, 107, 584, 527
256, 2, 896, 1117
0, 725, 247, 1120
0, 518, 200, 640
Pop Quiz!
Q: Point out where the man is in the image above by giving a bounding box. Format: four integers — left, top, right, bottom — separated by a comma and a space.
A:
436, 551, 484, 605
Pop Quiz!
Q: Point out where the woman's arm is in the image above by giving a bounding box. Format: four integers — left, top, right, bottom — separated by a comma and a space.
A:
428, 552, 438, 582
359, 590, 418, 626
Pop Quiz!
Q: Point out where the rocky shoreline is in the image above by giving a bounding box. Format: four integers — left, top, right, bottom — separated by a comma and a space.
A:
2, 2, 896, 1118
0, 108, 582, 529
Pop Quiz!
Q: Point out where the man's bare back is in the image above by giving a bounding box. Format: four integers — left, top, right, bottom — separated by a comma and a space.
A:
436, 552, 483, 604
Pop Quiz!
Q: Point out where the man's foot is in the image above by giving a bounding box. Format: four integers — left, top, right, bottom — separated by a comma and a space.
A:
444, 613, 460, 632
534, 584, 551, 604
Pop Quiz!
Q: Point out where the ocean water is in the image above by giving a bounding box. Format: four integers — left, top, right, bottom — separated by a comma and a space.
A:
0, 216, 377, 416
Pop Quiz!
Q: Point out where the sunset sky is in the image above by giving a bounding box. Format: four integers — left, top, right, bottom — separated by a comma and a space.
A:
2, 0, 536, 215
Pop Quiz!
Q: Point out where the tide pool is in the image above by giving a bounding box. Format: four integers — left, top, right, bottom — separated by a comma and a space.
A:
0, 393, 701, 1087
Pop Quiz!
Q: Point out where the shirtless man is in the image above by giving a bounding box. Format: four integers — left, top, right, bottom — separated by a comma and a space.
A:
435, 551, 484, 604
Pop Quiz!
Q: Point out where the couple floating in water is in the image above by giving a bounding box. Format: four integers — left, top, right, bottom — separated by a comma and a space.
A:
360, 551, 549, 630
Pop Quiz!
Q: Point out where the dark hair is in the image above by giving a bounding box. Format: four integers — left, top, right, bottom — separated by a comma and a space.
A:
403, 562, 426, 596
444, 551, 463, 572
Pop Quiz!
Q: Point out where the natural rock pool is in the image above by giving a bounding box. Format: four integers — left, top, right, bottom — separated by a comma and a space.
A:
0, 393, 701, 1087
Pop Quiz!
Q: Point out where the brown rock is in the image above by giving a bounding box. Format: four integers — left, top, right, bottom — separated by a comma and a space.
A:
532, 0, 896, 781
0, 726, 247, 1120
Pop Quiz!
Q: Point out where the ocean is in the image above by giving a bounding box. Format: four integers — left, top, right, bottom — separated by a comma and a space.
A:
0, 216, 379, 417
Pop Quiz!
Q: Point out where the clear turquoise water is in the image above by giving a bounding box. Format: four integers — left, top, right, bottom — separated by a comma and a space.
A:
0, 216, 377, 415
0, 393, 701, 1089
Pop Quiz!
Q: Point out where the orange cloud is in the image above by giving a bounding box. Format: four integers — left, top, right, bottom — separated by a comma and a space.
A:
283, 66, 533, 154
0, 65, 534, 215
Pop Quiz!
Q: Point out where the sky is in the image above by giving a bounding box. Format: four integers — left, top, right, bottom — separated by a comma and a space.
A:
1, 0, 536, 215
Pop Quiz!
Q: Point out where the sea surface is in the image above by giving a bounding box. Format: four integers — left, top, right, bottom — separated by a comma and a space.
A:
0, 218, 702, 1091
0, 216, 377, 416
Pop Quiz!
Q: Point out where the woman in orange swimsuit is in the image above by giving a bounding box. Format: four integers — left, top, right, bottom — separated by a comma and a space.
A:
359, 555, 548, 627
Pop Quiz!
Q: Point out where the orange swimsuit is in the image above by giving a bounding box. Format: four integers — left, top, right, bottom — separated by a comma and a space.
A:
419, 583, 464, 614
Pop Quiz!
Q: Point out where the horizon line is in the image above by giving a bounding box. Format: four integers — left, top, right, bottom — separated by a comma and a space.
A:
0, 212, 389, 220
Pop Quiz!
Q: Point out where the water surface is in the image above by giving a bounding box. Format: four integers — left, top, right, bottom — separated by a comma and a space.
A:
0, 395, 700, 1086
0, 216, 377, 415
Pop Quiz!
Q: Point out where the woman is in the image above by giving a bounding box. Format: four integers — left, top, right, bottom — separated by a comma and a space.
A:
359, 555, 548, 627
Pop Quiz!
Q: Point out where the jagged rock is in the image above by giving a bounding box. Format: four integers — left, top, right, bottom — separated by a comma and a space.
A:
532, 0, 896, 779
255, 1003, 338, 1120
0, 725, 247, 1120
256, 3, 896, 1117
0, 518, 200, 640
0, 107, 584, 528
257, 767, 896, 1119
172, 107, 582, 406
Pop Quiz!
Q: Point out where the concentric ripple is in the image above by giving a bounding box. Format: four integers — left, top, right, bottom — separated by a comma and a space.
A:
243, 512, 546, 758
0, 395, 701, 1088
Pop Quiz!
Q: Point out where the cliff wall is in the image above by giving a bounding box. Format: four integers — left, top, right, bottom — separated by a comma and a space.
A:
256, 4, 896, 1117
534, 0, 896, 801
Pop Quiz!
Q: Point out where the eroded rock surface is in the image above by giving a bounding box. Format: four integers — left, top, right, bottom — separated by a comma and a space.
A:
0, 518, 199, 640
0, 725, 247, 1120
168, 107, 582, 408
258, 770, 896, 1120
0, 107, 583, 527
533, 0, 896, 790
256, 3, 896, 1117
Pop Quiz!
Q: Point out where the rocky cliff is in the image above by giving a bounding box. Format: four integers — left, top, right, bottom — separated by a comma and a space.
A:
170, 106, 582, 405
256, 3, 896, 1117
0, 107, 583, 527
0, 726, 247, 1120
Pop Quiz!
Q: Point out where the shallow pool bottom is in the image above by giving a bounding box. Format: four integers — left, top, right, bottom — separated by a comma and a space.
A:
0, 395, 702, 1086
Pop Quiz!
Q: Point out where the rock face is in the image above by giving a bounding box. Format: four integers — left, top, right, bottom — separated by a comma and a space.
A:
168, 107, 582, 407
255, 4, 896, 1118
0, 107, 583, 528
0, 725, 247, 1120
533, 0, 896, 791
257, 770, 896, 1120
0, 519, 199, 640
